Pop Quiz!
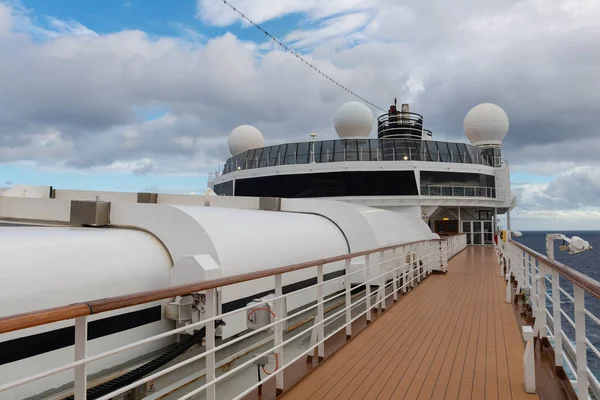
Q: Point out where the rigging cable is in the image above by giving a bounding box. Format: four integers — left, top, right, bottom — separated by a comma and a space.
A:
220, 0, 386, 112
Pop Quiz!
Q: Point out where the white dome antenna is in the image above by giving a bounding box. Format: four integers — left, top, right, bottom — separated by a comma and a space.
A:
228, 125, 264, 156
334, 101, 374, 138
464, 103, 509, 148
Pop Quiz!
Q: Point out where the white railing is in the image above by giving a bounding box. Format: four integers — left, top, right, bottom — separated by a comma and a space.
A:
422, 185, 496, 198
496, 237, 600, 399
0, 237, 465, 400
439, 234, 467, 272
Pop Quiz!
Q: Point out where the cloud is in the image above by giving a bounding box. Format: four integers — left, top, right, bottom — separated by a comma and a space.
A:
283, 13, 371, 50
196, 0, 374, 27
0, 0, 599, 193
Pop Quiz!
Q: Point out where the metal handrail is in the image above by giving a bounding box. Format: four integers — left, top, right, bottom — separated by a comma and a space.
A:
0, 239, 436, 334
498, 238, 600, 399
0, 235, 467, 400
509, 239, 600, 300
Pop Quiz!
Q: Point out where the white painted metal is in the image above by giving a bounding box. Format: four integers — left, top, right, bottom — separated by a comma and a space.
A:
574, 286, 588, 399
274, 274, 284, 393
0, 227, 173, 400
206, 289, 216, 400
74, 316, 88, 400
523, 325, 536, 393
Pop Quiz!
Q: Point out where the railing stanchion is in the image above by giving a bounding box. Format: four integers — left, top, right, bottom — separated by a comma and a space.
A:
537, 263, 547, 339
523, 325, 536, 393
365, 254, 372, 323
317, 264, 325, 362
551, 270, 563, 369
574, 285, 588, 399
206, 289, 216, 400
378, 250, 386, 312
345, 258, 352, 340
274, 273, 285, 393
74, 316, 88, 400
392, 248, 399, 302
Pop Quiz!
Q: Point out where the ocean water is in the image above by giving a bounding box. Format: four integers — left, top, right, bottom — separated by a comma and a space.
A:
514, 231, 600, 381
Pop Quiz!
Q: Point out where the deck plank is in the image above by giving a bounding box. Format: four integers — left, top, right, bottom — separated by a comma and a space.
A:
280, 247, 539, 400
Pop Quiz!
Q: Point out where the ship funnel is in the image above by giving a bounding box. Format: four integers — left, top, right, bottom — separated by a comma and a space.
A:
401, 104, 410, 113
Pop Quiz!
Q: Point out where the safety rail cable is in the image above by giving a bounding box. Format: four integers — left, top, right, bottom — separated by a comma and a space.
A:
499, 239, 600, 399
0, 236, 465, 400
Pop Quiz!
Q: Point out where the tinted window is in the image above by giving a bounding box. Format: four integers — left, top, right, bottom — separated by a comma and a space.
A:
231, 171, 418, 198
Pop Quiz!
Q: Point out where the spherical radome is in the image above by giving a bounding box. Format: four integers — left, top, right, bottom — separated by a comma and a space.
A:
464, 103, 509, 146
334, 101, 374, 138
228, 125, 264, 156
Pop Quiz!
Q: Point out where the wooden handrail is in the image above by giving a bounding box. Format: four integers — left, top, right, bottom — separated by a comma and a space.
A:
0, 239, 441, 334
509, 239, 600, 300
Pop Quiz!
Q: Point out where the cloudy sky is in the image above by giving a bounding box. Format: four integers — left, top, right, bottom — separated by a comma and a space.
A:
0, 0, 599, 230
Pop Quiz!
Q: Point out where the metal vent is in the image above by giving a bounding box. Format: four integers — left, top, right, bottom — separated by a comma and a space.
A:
259, 197, 281, 211
137, 192, 158, 204
70, 200, 111, 227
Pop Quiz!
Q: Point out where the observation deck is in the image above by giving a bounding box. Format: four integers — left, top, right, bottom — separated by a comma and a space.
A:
221, 139, 502, 175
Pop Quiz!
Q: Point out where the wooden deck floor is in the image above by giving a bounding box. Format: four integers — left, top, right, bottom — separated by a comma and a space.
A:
281, 246, 538, 400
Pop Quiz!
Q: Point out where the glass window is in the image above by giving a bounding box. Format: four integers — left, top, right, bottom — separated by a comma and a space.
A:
369, 139, 381, 161
394, 139, 409, 161
251, 148, 262, 168
334, 140, 346, 162
437, 142, 451, 162
425, 141, 438, 161
296, 142, 310, 164
311, 141, 322, 163
457, 144, 471, 163
321, 140, 335, 162
405, 140, 421, 161
259, 146, 271, 167
357, 139, 370, 161
380, 139, 395, 161
345, 140, 359, 161
244, 149, 255, 169
462, 221, 471, 233
269, 145, 283, 166
284, 143, 297, 165
446, 142, 462, 163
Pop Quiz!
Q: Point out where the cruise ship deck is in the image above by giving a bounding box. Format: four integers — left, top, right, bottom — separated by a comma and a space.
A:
281, 247, 544, 400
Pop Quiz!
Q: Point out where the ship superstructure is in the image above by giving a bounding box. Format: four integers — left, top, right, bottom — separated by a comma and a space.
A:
212, 101, 515, 246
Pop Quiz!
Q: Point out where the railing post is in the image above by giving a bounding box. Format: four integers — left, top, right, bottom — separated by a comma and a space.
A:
274, 273, 285, 393
551, 270, 563, 369
547, 235, 564, 370
206, 289, 216, 400
317, 264, 325, 362
345, 258, 352, 340
401, 248, 408, 293
574, 285, 588, 399
392, 248, 399, 302
523, 326, 536, 393
74, 316, 88, 400
378, 250, 386, 312
529, 256, 538, 313
365, 254, 372, 324
537, 263, 547, 339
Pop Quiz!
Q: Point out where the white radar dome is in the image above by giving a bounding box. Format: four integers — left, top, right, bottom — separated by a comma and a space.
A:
334, 101, 374, 138
228, 125, 264, 156
464, 103, 509, 148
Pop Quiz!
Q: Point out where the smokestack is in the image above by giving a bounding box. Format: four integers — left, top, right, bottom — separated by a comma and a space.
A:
401, 103, 410, 113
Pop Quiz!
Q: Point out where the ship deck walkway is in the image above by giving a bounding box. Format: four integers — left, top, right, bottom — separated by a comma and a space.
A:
281, 246, 539, 400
